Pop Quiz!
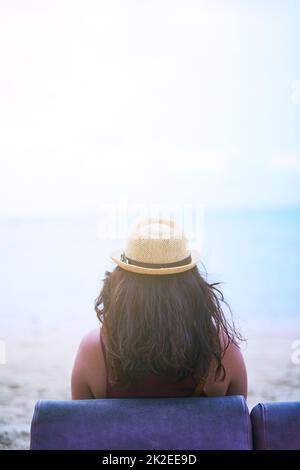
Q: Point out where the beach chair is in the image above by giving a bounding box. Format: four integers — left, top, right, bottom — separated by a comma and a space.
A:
251, 401, 300, 450
30, 395, 252, 450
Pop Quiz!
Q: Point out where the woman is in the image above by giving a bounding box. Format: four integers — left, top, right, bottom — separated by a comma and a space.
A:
71, 218, 247, 399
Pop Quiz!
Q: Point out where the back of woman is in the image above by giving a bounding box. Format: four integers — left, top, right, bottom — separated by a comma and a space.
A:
71, 218, 247, 400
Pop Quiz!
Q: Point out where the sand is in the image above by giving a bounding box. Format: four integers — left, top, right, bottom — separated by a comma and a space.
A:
1, 327, 300, 450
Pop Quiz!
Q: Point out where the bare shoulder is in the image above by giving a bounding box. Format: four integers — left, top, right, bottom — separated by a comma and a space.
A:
79, 327, 102, 352
203, 329, 247, 399
220, 332, 247, 398
76, 327, 105, 367
71, 327, 106, 399
219, 330, 245, 368
222, 341, 245, 370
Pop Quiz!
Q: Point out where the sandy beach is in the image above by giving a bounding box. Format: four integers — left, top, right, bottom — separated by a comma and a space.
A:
1, 326, 299, 450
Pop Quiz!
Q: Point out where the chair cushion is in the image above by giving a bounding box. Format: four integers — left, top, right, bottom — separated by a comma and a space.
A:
30, 395, 252, 450
251, 401, 300, 450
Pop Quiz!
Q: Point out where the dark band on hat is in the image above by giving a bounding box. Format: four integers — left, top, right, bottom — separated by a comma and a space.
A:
120, 253, 192, 269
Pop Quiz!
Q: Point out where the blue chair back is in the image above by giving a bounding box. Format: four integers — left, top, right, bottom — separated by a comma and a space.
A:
30, 396, 252, 450
251, 401, 300, 450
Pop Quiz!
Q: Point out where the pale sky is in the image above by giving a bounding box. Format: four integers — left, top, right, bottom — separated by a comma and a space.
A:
0, 0, 299, 215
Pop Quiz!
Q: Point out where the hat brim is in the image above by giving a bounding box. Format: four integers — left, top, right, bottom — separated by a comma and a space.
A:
111, 250, 201, 275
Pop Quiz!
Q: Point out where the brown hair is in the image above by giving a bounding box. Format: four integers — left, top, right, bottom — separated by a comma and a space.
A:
95, 265, 242, 388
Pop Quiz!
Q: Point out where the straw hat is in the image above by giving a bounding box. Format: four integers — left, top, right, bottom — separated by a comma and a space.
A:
111, 218, 201, 275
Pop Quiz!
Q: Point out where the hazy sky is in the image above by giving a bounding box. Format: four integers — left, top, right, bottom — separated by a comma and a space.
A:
0, 0, 299, 215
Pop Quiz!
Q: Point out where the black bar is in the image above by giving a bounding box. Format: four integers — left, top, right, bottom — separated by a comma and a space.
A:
0, 450, 298, 465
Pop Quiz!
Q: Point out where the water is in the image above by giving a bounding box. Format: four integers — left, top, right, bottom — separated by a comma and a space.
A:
0, 208, 299, 337
202, 208, 300, 332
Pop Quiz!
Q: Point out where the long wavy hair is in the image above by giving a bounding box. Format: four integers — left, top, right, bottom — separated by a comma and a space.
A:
95, 265, 242, 389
